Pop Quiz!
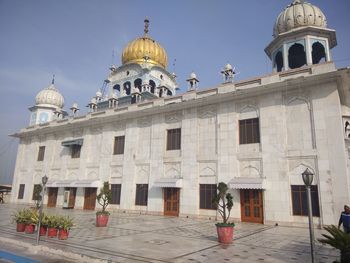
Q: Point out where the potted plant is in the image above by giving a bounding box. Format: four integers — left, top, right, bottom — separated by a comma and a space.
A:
96, 182, 112, 227
39, 213, 49, 236
212, 182, 235, 244
12, 209, 28, 232
47, 215, 58, 238
24, 209, 38, 234
57, 216, 73, 240
318, 225, 350, 263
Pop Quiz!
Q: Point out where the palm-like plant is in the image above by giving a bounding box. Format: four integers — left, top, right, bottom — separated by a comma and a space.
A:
57, 216, 74, 231
318, 225, 350, 263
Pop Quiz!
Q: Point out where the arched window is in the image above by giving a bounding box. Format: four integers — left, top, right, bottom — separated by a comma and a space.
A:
312, 42, 326, 64
288, 43, 306, 69
275, 51, 283, 72
113, 84, 120, 91
123, 81, 131, 95
167, 89, 172, 96
134, 79, 142, 93
149, 80, 156, 94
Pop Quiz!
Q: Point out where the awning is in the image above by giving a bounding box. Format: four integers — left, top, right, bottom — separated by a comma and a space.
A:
228, 177, 266, 189
61, 138, 84, 147
153, 178, 183, 188
72, 180, 100, 188
46, 180, 100, 188
46, 180, 74, 187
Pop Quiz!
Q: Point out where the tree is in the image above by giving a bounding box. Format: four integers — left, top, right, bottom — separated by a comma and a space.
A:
96, 182, 112, 215
212, 182, 234, 225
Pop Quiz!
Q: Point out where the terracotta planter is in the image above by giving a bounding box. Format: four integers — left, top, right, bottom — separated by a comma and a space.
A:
24, 224, 35, 234
16, 223, 25, 232
96, 214, 109, 227
216, 225, 234, 244
58, 229, 69, 240
47, 227, 58, 238
39, 226, 47, 236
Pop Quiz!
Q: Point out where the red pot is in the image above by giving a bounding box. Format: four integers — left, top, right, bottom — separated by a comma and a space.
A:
216, 225, 234, 244
96, 214, 109, 227
58, 229, 69, 240
39, 226, 47, 236
25, 224, 35, 234
16, 223, 25, 232
47, 227, 58, 238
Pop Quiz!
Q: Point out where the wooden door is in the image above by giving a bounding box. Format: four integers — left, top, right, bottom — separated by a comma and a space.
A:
164, 188, 180, 216
68, 188, 77, 208
83, 188, 97, 210
47, 188, 58, 207
240, 189, 263, 224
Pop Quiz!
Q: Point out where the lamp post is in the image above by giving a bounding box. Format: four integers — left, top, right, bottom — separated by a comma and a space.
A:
302, 168, 315, 263
36, 175, 48, 245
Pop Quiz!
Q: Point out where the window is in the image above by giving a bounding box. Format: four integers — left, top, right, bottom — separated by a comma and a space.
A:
291, 185, 320, 217
32, 184, 42, 200
239, 118, 260, 144
111, 184, 121, 205
37, 146, 45, 161
135, 184, 148, 206
113, 136, 125, 155
18, 184, 25, 199
71, 145, 81, 158
200, 184, 217, 210
167, 128, 181, 150
288, 43, 306, 69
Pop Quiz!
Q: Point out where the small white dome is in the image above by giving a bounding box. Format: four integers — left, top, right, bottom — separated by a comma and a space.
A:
96, 91, 102, 98
71, 103, 79, 109
273, 0, 327, 38
35, 84, 64, 108
189, 72, 197, 79
224, 63, 233, 70
90, 97, 97, 104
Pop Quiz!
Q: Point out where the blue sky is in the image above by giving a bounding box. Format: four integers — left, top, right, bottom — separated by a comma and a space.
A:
0, 0, 349, 184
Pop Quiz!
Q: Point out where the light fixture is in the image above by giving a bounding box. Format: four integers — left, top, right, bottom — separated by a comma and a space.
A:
302, 168, 313, 187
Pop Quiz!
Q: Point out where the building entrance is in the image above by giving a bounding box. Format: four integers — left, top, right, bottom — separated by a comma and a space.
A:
164, 188, 179, 216
83, 187, 97, 210
240, 189, 264, 223
47, 187, 58, 207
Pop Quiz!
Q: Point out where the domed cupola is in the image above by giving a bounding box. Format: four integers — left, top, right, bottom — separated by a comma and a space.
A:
121, 18, 168, 68
273, 0, 327, 38
265, 0, 337, 73
105, 18, 177, 109
35, 83, 64, 108
28, 77, 66, 125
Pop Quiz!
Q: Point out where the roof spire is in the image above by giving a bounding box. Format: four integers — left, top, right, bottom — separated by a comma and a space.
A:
51, 74, 55, 85
144, 17, 149, 36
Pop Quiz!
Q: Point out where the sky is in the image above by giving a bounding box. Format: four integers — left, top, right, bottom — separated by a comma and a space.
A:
0, 0, 349, 185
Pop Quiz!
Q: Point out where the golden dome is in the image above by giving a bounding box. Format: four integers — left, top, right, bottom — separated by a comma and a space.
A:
121, 18, 168, 68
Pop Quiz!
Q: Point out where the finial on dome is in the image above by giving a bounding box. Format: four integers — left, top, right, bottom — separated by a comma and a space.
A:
52, 74, 55, 84
144, 17, 149, 35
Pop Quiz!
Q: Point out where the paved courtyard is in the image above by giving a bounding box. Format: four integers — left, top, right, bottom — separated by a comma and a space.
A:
0, 204, 340, 262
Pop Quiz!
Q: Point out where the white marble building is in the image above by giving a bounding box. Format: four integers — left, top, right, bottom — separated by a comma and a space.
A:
10, 0, 350, 226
